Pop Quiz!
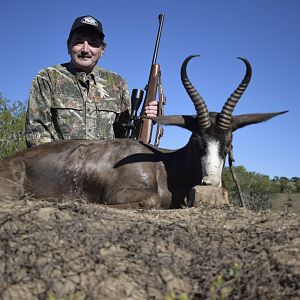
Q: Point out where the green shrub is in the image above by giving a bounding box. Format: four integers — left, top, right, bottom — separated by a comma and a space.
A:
0, 94, 26, 159
222, 166, 273, 210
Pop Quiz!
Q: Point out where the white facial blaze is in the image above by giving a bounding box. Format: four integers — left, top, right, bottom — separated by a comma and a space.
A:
201, 140, 224, 187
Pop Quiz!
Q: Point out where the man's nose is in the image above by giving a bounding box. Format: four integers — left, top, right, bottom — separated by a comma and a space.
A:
81, 41, 89, 52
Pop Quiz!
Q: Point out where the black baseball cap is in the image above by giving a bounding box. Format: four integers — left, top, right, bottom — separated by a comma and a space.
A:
69, 16, 105, 39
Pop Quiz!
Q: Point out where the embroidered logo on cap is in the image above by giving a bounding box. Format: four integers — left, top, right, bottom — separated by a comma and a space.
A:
81, 16, 98, 27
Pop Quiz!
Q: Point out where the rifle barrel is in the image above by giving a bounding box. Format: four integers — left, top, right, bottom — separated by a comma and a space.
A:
151, 14, 165, 65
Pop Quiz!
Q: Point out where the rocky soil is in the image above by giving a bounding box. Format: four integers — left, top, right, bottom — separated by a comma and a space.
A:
0, 198, 299, 300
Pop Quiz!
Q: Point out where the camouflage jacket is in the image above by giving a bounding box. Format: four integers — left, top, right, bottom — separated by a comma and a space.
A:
25, 63, 130, 147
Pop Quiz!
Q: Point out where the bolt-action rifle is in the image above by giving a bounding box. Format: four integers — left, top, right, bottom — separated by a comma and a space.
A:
128, 14, 166, 146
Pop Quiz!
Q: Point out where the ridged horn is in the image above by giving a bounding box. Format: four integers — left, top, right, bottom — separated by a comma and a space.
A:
181, 55, 211, 128
218, 57, 252, 129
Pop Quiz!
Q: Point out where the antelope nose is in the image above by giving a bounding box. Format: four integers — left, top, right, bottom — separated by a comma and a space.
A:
201, 177, 212, 186
202, 176, 221, 187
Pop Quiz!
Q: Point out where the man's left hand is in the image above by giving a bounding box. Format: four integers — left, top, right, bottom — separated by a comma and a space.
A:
145, 101, 158, 117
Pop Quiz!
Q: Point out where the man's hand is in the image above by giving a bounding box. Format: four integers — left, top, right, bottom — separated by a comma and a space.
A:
145, 101, 158, 117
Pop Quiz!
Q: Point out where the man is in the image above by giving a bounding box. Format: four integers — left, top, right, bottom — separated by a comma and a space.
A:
25, 15, 157, 147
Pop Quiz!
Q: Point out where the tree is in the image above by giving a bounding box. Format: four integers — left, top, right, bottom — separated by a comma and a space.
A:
0, 94, 26, 159
291, 177, 300, 183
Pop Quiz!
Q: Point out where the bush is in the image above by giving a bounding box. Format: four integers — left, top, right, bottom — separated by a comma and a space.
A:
222, 166, 273, 210
0, 94, 26, 159
271, 177, 296, 193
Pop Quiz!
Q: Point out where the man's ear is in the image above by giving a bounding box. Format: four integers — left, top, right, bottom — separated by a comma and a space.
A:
100, 48, 105, 57
67, 37, 71, 55
99, 42, 106, 57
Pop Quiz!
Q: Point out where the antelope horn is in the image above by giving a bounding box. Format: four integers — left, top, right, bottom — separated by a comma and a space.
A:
218, 57, 252, 129
181, 55, 211, 128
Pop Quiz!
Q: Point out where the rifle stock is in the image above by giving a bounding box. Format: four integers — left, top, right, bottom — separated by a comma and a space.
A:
139, 64, 160, 144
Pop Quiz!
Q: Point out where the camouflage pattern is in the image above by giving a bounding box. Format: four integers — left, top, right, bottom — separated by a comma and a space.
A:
25, 63, 130, 147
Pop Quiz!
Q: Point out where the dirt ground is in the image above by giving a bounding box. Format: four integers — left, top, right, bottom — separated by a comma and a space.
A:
0, 197, 300, 300
272, 193, 300, 215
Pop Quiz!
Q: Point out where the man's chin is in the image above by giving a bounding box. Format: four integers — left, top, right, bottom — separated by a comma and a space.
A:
73, 61, 95, 73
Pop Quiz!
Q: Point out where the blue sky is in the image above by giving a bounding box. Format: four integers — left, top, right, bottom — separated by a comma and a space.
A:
1, 0, 299, 179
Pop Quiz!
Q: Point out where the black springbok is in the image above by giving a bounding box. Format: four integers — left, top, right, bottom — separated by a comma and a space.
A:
0, 55, 287, 208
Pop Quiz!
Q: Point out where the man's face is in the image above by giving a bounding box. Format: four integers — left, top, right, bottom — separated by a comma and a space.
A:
68, 29, 105, 73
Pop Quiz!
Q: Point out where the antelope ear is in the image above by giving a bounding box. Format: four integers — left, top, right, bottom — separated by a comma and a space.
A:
232, 111, 288, 131
146, 115, 199, 132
